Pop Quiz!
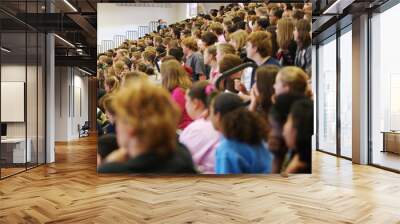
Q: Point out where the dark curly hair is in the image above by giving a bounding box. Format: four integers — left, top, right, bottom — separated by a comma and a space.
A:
221, 108, 267, 145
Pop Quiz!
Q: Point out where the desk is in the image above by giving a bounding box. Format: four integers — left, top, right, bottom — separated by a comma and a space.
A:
1, 138, 32, 164
381, 131, 400, 154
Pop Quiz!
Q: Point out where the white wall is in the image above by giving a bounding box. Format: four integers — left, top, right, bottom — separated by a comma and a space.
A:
55, 67, 89, 141
97, 3, 189, 45
1, 64, 46, 163
200, 3, 228, 14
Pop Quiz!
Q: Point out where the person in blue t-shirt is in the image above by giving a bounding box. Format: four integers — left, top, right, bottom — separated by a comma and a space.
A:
209, 93, 273, 174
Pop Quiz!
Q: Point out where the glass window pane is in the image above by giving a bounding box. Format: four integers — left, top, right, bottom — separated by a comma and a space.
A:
27, 31, 38, 169
340, 29, 352, 158
318, 37, 337, 154
1, 31, 28, 177
371, 3, 400, 171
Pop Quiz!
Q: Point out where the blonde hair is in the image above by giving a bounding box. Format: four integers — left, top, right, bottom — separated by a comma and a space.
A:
142, 50, 156, 64
161, 60, 192, 91
123, 71, 148, 86
102, 94, 116, 115
277, 18, 295, 50
216, 43, 236, 55
255, 7, 269, 17
229, 30, 248, 50
113, 60, 125, 75
181, 37, 198, 51
247, 31, 272, 57
113, 80, 180, 156
105, 75, 120, 93
209, 22, 224, 35
277, 66, 308, 95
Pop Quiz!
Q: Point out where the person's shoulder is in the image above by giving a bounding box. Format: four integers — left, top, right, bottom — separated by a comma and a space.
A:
97, 162, 128, 173
217, 138, 239, 152
180, 119, 202, 138
171, 86, 185, 95
267, 57, 281, 66
169, 143, 197, 173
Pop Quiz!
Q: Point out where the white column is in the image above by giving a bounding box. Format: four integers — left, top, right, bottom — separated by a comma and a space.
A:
45, 0, 56, 163
46, 33, 55, 163
352, 14, 369, 164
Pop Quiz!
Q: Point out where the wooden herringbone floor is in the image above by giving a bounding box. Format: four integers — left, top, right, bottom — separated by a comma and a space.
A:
0, 136, 399, 224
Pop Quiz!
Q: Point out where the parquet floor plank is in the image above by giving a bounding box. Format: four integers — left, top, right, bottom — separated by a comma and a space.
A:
0, 135, 399, 223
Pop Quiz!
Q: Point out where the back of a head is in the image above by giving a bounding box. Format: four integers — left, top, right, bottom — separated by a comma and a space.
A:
213, 92, 244, 116
181, 37, 199, 52
161, 59, 192, 91
295, 19, 311, 49
123, 71, 148, 85
168, 47, 184, 62
218, 54, 243, 74
188, 81, 219, 108
272, 7, 284, 19
201, 31, 218, 47
278, 66, 308, 95
210, 22, 224, 35
221, 107, 267, 145
229, 29, 248, 50
256, 65, 280, 112
255, 7, 269, 17
292, 9, 305, 21
216, 43, 236, 56
257, 18, 269, 30
105, 75, 120, 92
277, 18, 295, 50
247, 31, 272, 58
113, 80, 181, 156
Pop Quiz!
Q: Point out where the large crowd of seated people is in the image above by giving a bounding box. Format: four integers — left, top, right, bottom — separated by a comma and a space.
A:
96, 2, 313, 175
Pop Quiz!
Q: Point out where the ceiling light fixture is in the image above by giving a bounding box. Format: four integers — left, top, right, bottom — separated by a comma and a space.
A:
63, 0, 78, 12
1, 47, 11, 53
323, 0, 355, 15
54, 34, 75, 48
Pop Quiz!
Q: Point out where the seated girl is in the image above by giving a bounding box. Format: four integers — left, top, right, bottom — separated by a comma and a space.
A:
97, 80, 197, 174
282, 99, 313, 174
161, 59, 193, 130
203, 46, 219, 85
268, 93, 307, 173
104, 75, 119, 94
102, 94, 117, 135
273, 66, 310, 98
179, 81, 220, 174
210, 93, 273, 174
249, 65, 280, 119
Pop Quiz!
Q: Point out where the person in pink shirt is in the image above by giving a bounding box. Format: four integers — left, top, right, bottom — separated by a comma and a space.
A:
179, 81, 221, 173
161, 59, 193, 130
203, 45, 219, 85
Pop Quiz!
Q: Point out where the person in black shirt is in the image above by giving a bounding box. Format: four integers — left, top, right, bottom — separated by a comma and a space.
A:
98, 80, 196, 174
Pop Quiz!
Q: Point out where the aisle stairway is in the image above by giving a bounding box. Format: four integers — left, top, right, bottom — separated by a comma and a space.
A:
97, 21, 159, 53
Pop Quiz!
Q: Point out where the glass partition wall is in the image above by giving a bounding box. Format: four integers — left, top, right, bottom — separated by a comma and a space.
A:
370, 2, 400, 171
0, 1, 46, 179
316, 25, 353, 159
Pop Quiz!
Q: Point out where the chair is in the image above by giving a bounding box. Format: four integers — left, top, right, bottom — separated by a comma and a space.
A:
78, 121, 90, 138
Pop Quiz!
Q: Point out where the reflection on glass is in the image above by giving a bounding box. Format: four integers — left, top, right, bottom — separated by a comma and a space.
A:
371, 3, 400, 171
340, 29, 352, 158
1, 31, 27, 177
318, 37, 337, 154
